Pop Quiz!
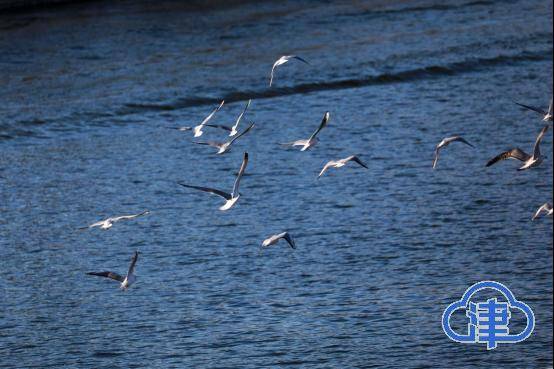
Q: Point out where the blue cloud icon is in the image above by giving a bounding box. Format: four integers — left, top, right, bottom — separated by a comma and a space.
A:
442, 281, 534, 349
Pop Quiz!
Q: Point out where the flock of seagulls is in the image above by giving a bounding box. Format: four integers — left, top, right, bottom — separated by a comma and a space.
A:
84, 55, 552, 290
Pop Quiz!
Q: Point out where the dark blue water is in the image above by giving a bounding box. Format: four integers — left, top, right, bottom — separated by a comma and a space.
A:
0, 0, 552, 368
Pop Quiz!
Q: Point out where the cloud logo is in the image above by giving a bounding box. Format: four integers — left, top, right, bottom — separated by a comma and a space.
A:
442, 281, 534, 349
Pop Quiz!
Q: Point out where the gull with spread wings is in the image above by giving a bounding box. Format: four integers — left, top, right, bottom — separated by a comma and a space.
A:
486, 125, 549, 170
194, 123, 255, 154
179, 152, 249, 211
193, 100, 225, 137
432, 136, 475, 169
515, 98, 553, 122
281, 111, 329, 151
262, 232, 296, 249
269, 55, 310, 87
80, 211, 150, 230
318, 155, 368, 178
87, 251, 140, 290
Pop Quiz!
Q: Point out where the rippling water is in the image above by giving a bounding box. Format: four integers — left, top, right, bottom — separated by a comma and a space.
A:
0, 0, 552, 368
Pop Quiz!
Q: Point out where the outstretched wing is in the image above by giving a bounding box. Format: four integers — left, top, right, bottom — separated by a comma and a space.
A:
231, 99, 251, 134
199, 100, 225, 126
291, 55, 310, 65
204, 123, 232, 132
193, 141, 224, 149
178, 183, 232, 200
514, 101, 547, 115
308, 112, 330, 141
280, 232, 296, 249
432, 147, 440, 169
346, 155, 368, 169
127, 251, 139, 277
533, 125, 549, 159
86, 271, 124, 283
452, 136, 474, 147
486, 148, 530, 167
318, 161, 334, 178
232, 152, 249, 198
112, 211, 149, 222
229, 123, 255, 145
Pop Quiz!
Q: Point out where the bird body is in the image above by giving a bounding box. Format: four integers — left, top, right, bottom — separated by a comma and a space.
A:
87, 251, 139, 290
486, 125, 548, 170
269, 55, 310, 87
282, 112, 329, 151
432, 136, 474, 169
318, 155, 368, 178
262, 232, 296, 249
83, 211, 149, 230
179, 152, 249, 211
193, 100, 225, 137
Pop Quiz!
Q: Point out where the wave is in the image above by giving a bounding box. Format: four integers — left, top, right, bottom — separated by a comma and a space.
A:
122, 50, 551, 114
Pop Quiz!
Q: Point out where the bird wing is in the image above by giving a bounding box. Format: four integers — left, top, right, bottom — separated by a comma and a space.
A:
232, 152, 249, 198
548, 98, 553, 116
318, 161, 334, 178
166, 126, 191, 131
231, 99, 251, 133
86, 271, 124, 283
486, 148, 530, 167
308, 112, 329, 141
198, 100, 225, 127
269, 62, 279, 87
280, 140, 309, 147
193, 141, 224, 149
179, 183, 232, 200
452, 136, 474, 147
346, 155, 368, 168
112, 211, 149, 222
515, 101, 547, 115
127, 251, 139, 277
533, 125, 549, 159
432, 147, 440, 169
291, 55, 310, 65
280, 232, 296, 249
229, 122, 255, 145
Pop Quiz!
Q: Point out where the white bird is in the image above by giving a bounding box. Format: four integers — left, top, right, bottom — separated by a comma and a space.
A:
81, 211, 150, 230
433, 136, 475, 169
229, 99, 251, 137
262, 232, 296, 249
193, 100, 225, 138
486, 125, 549, 170
179, 152, 248, 211
318, 155, 368, 178
269, 55, 310, 87
515, 98, 553, 122
87, 251, 139, 290
532, 203, 553, 220
281, 111, 329, 151
194, 123, 255, 154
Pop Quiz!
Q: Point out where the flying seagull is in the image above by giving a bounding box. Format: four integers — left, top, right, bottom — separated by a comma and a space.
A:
433, 136, 475, 169
80, 211, 150, 230
87, 251, 139, 290
262, 232, 296, 249
194, 123, 255, 154
179, 152, 248, 211
269, 55, 310, 87
515, 98, 553, 122
193, 100, 225, 137
486, 125, 549, 170
318, 155, 368, 178
229, 99, 251, 136
532, 203, 553, 220
281, 111, 329, 151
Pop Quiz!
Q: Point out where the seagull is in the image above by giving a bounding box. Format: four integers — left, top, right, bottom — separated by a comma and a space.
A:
486, 125, 549, 170
229, 99, 251, 137
532, 203, 553, 220
193, 100, 225, 137
179, 152, 248, 211
281, 111, 329, 151
432, 136, 475, 169
80, 211, 150, 230
86, 251, 139, 290
318, 155, 368, 178
193, 123, 255, 154
262, 232, 296, 249
515, 98, 553, 122
269, 55, 310, 87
